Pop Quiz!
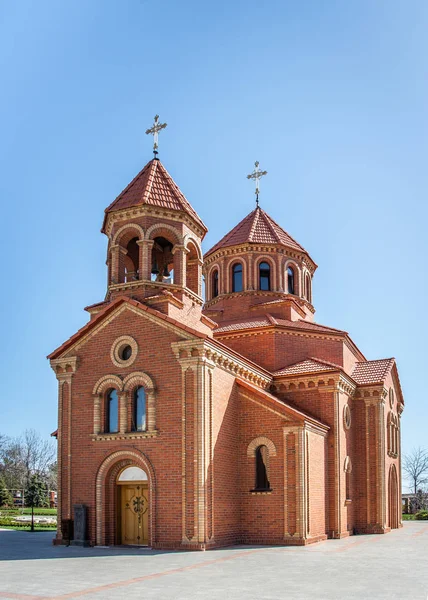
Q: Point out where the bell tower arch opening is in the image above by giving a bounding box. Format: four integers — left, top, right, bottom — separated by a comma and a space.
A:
151, 236, 174, 284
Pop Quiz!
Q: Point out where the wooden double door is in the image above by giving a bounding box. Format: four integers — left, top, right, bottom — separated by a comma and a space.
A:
118, 483, 149, 545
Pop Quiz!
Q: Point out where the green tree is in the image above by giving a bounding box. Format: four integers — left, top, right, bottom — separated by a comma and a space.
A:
0, 475, 13, 508
26, 474, 48, 531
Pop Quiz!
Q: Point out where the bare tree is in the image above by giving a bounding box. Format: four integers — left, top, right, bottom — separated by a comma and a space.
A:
0, 434, 9, 458
19, 429, 56, 484
403, 447, 428, 495
0, 430, 56, 491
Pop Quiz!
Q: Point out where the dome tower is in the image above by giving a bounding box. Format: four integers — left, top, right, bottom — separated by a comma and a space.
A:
202, 165, 317, 325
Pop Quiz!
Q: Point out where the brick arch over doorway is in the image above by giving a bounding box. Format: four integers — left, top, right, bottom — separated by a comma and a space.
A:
95, 449, 156, 546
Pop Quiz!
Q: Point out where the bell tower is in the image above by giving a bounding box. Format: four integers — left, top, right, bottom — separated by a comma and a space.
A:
91, 116, 211, 334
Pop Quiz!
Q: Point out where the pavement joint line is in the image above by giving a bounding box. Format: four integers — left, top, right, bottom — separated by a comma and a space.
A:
1, 524, 427, 600
411, 525, 428, 537
12, 547, 271, 600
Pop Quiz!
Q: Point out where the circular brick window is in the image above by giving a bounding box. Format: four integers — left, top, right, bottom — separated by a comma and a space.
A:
111, 336, 138, 367
343, 405, 351, 430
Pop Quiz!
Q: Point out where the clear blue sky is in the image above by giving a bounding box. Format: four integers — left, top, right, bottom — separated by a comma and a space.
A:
1, 1, 427, 488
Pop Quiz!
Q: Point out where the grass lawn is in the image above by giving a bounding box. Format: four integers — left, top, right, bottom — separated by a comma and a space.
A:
402, 514, 416, 520
0, 525, 56, 532
0, 508, 57, 516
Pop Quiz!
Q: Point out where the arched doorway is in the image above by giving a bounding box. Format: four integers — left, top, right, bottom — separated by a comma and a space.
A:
388, 464, 399, 529
116, 466, 149, 545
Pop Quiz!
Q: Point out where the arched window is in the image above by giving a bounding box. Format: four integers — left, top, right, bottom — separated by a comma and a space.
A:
232, 263, 243, 293
305, 274, 311, 302
287, 266, 295, 294
387, 413, 392, 454
106, 389, 118, 433
255, 445, 270, 490
259, 262, 271, 291
132, 386, 146, 432
212, 269, 219, 298
344, 456, 352, 501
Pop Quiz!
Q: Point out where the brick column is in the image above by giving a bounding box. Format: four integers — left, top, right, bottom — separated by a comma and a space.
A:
172, 245, 189, 288
93, 393, 102, 435
119, 391, 129, 434
283, 425, 307, 542
110, 244, 120, 284
176, 349, 215, 547
137, 240, 154, 281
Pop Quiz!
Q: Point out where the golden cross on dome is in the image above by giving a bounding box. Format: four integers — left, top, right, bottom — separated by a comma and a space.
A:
247, 161, 267, 207
145, 114, 167, 157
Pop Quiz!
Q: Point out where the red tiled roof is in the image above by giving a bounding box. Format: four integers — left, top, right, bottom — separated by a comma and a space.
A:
102, 159, 207, 233
351, 358, 395, 385
214, 315, 347, 336
274, 358, 342, 377
205, 207, 308, 256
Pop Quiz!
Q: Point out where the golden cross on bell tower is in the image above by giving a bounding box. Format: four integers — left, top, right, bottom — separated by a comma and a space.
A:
247, 161, 268, 207
145, 114, 167, 158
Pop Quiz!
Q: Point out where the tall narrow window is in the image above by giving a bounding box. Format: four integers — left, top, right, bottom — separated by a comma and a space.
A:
305, 274, 311, 302
287, 266, 295, 294
133, 386, 146, 432
106, 389, 118, 433
212, 269, 219, 298
255, 445, 270, 490
232, 263, 243, 292
259, 262, 271, 291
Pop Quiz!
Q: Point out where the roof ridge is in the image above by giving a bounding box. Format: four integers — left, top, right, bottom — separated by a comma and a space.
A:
354, 357, 395, 365
266, 313, 278, 325
262, 209, 308, 253
104, 161, 153, 213
274, 357, 339, 373
298, 320, 347, 334
259, 208, 283, 244
143, 159, 156, 203
248, 207, 261, 242
206, 209, 257, 253
307, 356, 343, 369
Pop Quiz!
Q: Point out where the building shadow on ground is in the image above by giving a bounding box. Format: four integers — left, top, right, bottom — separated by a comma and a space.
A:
0, 530, 274, 562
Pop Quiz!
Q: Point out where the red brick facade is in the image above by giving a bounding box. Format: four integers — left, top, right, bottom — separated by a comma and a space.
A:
49, 157, 404, 549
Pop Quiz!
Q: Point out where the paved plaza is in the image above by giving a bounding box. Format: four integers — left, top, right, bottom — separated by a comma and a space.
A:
0, 522, 427, 600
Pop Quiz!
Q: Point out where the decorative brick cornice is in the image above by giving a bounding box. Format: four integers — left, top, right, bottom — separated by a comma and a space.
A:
91, 431, 159, 441
108, 280, 204, 305
50, 356, 78, 379
272, 371, 355, 396
104, 205, 206, 240
355, 385, 387, 402
171, 339, 272, 388
203, 244, 316, 275
204, 289, 314, 313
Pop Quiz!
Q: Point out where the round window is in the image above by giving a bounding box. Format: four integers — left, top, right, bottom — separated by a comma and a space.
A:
120, 344, 132, 361
111, 336, 138, 367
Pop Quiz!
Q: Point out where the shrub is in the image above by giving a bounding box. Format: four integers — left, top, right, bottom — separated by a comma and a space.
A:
415, 511, 428, 520
0, 517, 56, 528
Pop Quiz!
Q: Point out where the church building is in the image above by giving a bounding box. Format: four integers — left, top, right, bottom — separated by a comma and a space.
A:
49, 121, 404, 548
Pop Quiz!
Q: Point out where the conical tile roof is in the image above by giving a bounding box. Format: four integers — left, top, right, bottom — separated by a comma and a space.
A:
205, 207, 307, 257
102, 159, 207, 233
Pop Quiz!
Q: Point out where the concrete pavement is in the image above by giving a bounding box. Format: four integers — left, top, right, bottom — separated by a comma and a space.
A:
0, 522, 427, 599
